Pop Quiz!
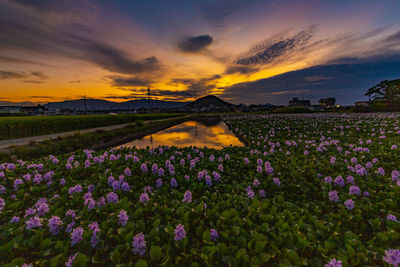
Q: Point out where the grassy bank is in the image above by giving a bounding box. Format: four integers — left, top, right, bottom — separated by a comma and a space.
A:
0, 116, 190, 161
0, 113, 184, 141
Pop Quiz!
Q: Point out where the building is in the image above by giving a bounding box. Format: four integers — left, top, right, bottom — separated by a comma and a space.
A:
319, 98, 336, 108
0, 106, 22, 114
288, 97, 311, 107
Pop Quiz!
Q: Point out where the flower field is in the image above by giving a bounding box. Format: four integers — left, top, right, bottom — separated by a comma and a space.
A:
0, 113, 399, 266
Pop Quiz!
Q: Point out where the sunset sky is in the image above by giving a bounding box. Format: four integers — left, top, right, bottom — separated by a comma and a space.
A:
1, 0, 400, 105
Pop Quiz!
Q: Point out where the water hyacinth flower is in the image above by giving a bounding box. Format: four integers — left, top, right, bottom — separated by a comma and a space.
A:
71, 227, 84, 246
273, 177, 281, 187
205, 175, 212, 187
344, 199, 355, 210
383, 249, 400, 267
68, 185, 83, 195
24, 208, 36, 217
48, 216, 63, 235
328, 191, 339, 202
118, 210, 128, 226
106, 192, 119, 204
246, 186, 255, 199
10, 216, 20, 223
140, 163, 148, 173
182, 190, 192, 203
349, 185, 361, 195
376, 167, 385, 176
0, 197, 4, 211
66, 209, 76, 219
140, 192, 149, 203
334, 176, 344, 187
124, 167, 132, 176
210, 229, 219, 241
253, 178, 260, 187
325, 258, 343, 267
174, 224, 186, 241
387, 214, 398, 222
259, 189, 266, 198
132, 232, 146, 255
65, 253, 78, 267
170, 178, 178, 187
324, 176, 332, 184
26, 216, 42, 230
156, 178, 163, 188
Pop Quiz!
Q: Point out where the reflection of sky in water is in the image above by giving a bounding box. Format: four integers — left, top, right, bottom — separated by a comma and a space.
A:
119, 121, 243, 149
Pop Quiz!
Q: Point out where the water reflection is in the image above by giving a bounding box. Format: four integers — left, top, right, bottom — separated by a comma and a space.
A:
119, 120, 243, 149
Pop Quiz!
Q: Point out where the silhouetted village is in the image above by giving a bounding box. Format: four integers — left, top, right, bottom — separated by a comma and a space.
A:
0, 94, 358, 116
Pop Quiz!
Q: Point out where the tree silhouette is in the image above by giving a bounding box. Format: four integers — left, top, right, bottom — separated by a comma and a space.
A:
366, 79, 400, 109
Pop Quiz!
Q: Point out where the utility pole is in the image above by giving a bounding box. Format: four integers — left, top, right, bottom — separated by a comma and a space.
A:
83, 94, 87, 115
147, 84, 151, 113
194, 88, 197, 113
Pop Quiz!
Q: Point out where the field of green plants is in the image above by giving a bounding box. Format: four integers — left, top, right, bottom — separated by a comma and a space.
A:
0, 113, 183, 140
0, 113, 399, 266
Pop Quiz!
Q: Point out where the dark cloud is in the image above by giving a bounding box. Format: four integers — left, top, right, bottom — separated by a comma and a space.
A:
0, 70, 27, 79
69, 80, 80, 83
222, 54, 400, 105
105, 88, 193, 101
224, 65, 259, 75
0, 69, 48, 82
31, 71, 48, 79
385, 30, 400, 43
170, 74, 221, 96
107, 75, 151, 87
199, 0, 246, 28
178, 35, 213, 53
0, 4, 161, 75
237, 26, 316, 65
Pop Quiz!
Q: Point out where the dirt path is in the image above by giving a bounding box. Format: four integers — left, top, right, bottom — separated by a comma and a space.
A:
0, 116, 189, 150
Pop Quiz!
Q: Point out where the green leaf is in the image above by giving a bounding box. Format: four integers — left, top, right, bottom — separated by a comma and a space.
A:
72, 253, 89, 267
150, 245, 162, 261
135, 259, 148, 267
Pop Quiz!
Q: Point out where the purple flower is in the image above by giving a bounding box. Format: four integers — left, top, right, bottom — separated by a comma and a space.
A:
26, 216, 42, 230
210, 229, 219, 241
273, 177, 281, 187
24, 208, 36, 217
344, 199, 354, 210
71, 227, 84, 246
10, 216, 20, 223
132, 232, 146, 255
65, 253, 78, 267
170, 178, 178, 188
383, 249, 400, 267
363, 191, 370, 196
106, 192, 119, 204
349, 185, 361, 195
118, 210, 128, 226
36, 203, 49, 216
253, 179, 260, 187
121, 182, 130, 191
68, 185, 83, 195
48, 216, 63, 235
158, 168, 165, 177
324, 176, 332, 184
140, 192, 149, 203
387, 214, 398, 222
328, 191, 339, 202
140, 163, 148, 173
0, 197, 4, 211
259, 189, 266, 198
124, 167, 132, 176
156, 178, 163, 188
174, 224, 186, 241
205, 175, 213, 187
183, 190, 192, 203
325, 258, 343, 267
66, 209, 76, 219
247, 187, 255, 199
334, 176, 344, 187
376, 167, 385, 176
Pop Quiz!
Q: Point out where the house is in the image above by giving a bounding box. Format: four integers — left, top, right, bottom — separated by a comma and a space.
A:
0, 106, 22, 114
319, 98, 336, 108
289, 97, 311, 107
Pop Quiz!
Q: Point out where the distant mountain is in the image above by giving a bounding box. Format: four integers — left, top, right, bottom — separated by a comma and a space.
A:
186, 95, 234, 110
0, 101, 37, 106
44, 99, 188, 111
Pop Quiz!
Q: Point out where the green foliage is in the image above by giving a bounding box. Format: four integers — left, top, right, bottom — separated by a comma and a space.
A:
273, 106, 312, 113
0, 113, 183, 140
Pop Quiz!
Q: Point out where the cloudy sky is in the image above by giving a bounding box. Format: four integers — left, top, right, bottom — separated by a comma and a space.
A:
1, 0, 400, 105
